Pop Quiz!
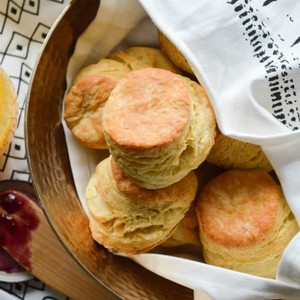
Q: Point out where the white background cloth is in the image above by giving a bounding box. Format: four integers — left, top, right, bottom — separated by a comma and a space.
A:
64, 0, 300, 299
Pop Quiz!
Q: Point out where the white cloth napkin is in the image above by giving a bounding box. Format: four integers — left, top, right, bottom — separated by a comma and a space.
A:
64, 0, 300, 299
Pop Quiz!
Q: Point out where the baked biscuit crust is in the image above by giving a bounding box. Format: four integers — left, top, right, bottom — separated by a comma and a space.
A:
65, 47, 181, 150
73, 46, 181, 85
64, 74, 117, 149
198, 170, 279, 247
103, 68, 216, 189
196, 169, 299, 278
86, 156, 198, 254
206, 128, 273, 171
103, 68, 190, 148
162, 202, 201, 247
108, 46, 181, 74
110, 158, 197, 203
158, 31, 193, 74
72, 58, 130, 85
0, 66, 17, 155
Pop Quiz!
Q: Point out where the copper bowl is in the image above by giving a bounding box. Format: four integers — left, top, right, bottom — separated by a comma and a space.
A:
25, 0, 192, 298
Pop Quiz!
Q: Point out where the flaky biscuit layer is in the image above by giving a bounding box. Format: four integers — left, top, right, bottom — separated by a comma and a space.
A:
0, 66, 18, 155
86, 156, 198, 254
64, 74, 117, 149
196, 170, 299, 278
103, 68, 216, 189
158, 31, 193, 75
206, 128, 273, 171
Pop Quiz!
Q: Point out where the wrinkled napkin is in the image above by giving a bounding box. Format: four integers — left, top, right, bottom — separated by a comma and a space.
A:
64, 0, 300, 299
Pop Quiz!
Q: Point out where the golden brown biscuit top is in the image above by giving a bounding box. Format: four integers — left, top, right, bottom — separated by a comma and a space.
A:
64, 74, 116, 128
64, 74, 117, 149
109, 47, 181, 74
109, 158, 198, 203
197, 170, 280, 247
103, 68, 190, 148
0, 66, 17, 155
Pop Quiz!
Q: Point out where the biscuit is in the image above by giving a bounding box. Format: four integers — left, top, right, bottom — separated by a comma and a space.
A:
0, 66, 17, 155
206, 128, 273, 171
103, 68, 216, 189
65, 47, 181, 149
64, 74, 117, 149
72, 58, 130, 85
196, 169, 299, 278
86, 156, 198, 254
73, 46, 180, 85
108, 46, 181, 74
158, 31, 193, 74
162, 202, 201, 247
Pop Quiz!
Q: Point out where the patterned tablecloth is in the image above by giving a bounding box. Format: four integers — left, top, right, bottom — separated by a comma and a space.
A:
0, 1, 71, 299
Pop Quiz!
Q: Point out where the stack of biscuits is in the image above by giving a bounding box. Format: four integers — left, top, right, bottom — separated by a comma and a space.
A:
65, 45, 216, 254
64, 33, 299, 278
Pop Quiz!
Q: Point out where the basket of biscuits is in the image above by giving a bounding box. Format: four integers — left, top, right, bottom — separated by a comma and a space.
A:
26, 0, 300, 299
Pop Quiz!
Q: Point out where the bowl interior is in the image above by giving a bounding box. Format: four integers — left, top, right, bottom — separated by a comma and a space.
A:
25, 0, 192, 299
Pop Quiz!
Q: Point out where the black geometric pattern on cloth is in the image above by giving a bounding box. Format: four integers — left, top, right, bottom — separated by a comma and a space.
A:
0, 0, 50, 181
0, 0, 71, 299
0, 278, 69, 299
0, 1, 39, 34
0, 0, 67, 181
